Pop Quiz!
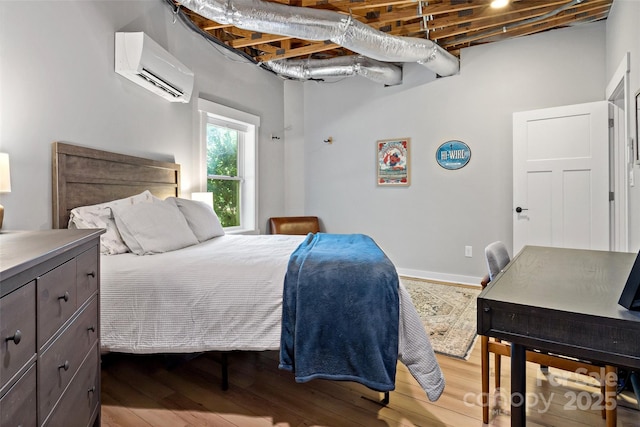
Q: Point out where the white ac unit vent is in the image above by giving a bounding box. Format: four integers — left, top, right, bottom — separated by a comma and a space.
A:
115, 32, 194, 103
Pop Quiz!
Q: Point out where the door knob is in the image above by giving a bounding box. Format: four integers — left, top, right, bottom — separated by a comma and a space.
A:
6, 330, 22, 345
515, 207, 528, 213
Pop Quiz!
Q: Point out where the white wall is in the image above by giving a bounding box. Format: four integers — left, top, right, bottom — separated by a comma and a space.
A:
299, 22, 607, 283
0, 0, 286, 232
606, 0, 640, 251
283, 80, 305, 215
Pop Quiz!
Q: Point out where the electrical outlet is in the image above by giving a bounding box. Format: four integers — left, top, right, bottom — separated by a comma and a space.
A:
465, 246, 472, 258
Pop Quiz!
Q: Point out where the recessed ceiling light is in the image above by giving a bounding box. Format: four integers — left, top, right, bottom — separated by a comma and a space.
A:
491, 0, 509, 8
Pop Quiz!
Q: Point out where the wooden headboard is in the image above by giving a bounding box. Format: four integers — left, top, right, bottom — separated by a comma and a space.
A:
52, 142, 181, 228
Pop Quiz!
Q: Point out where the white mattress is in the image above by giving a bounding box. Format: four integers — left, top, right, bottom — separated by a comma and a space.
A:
100, 234, 305, 353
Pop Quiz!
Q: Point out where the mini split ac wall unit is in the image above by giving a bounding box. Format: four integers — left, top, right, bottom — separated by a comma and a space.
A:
115, 32, 194, 103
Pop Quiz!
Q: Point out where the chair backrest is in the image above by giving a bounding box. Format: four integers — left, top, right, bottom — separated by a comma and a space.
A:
485, 241, 511, 282
269, 216, 320, 235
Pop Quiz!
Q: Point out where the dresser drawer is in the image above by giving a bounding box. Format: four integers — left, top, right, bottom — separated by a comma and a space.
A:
0, 281, 36, 390
42, 343, 99, 427
38, 296, 98, 420
0, 364, 37, 427
76, 246, 98, 307
37, 259, 77, 348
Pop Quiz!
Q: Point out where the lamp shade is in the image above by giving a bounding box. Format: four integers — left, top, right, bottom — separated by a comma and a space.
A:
0, 153, 10, 193
191, 191, 213, 207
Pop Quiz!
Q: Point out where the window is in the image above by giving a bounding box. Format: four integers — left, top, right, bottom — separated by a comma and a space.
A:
198, 98, 259, 233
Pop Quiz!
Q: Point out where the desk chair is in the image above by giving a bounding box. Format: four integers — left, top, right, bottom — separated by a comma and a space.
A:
268, 216, 320, 235
480, 241, 615, 425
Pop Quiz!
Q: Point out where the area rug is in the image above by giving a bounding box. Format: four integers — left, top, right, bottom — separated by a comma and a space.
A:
401, 277, 480, 360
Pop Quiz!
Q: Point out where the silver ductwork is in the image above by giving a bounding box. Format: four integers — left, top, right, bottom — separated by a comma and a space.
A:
177, 0, 459, 83
265, 56, 403, 86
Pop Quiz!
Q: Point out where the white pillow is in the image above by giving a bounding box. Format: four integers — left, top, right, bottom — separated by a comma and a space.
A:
112, 198, 199, 255
167, 197, 225, 242
68, 190, 155, 255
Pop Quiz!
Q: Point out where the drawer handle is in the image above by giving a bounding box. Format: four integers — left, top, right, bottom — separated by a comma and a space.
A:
88, 385, 96, 394
5, 330, 22, 345
58, 291, 70, 302
87, 271, 96, 278
88, 325, 96, 332
58, 360, 70, 371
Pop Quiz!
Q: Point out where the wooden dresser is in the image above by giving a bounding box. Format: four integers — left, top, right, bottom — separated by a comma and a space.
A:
0, 229, 103, 427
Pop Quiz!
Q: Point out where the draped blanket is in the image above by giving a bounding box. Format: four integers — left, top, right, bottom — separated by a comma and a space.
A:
279, 233, 399, 392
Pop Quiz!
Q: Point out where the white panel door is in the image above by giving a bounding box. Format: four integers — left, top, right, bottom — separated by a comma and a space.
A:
513, 101, 609, 255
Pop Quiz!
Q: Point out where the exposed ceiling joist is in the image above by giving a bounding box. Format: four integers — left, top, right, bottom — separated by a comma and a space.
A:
173, 0, 613, 84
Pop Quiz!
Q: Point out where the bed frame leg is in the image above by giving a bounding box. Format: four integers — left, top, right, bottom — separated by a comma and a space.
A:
221, 352, 229, 390
362, 391, 390, 406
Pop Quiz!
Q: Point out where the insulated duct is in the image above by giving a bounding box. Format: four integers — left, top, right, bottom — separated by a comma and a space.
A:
265, 55, 403, 86
177, 0, 459, 81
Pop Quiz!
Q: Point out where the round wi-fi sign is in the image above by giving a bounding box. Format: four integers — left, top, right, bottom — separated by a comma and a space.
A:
436, 140, 471, 170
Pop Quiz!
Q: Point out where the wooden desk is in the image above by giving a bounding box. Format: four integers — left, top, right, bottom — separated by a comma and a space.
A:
477, 246, 640, 426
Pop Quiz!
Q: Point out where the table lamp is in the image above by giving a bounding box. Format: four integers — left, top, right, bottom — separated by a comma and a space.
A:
0, 153, 11, 229
191, 191, 214, 209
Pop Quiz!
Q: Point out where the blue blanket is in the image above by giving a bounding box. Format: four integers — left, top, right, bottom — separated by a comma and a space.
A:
279, 233, 399, 392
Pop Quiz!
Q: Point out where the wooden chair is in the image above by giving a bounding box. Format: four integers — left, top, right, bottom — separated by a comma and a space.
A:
480, 241, 616, 425
268, 216, 320, 235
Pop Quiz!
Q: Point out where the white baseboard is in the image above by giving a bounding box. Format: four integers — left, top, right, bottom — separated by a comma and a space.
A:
397, 268, 483, 288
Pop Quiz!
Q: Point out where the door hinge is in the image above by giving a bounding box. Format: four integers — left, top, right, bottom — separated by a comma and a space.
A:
609, 118, 614, 128
610, 191, 615, 201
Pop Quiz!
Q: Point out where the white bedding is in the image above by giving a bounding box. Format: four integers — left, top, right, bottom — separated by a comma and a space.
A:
100, 233, 445, 400
100, 234, 305, 353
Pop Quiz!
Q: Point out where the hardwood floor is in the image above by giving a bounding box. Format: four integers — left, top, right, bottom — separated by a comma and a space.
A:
100, 343, 640, 426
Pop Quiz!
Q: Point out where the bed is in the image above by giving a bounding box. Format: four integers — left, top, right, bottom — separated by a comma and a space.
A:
51, 141, 445, 401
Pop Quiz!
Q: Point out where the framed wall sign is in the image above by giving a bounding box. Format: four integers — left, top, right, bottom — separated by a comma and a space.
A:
377, 138, 410, 186
436, 140, 471, 170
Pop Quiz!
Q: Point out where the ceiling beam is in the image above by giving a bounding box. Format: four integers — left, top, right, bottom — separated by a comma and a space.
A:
430, 1, 611, 41
255, 40, 341, 61
440, 5, 610, 49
